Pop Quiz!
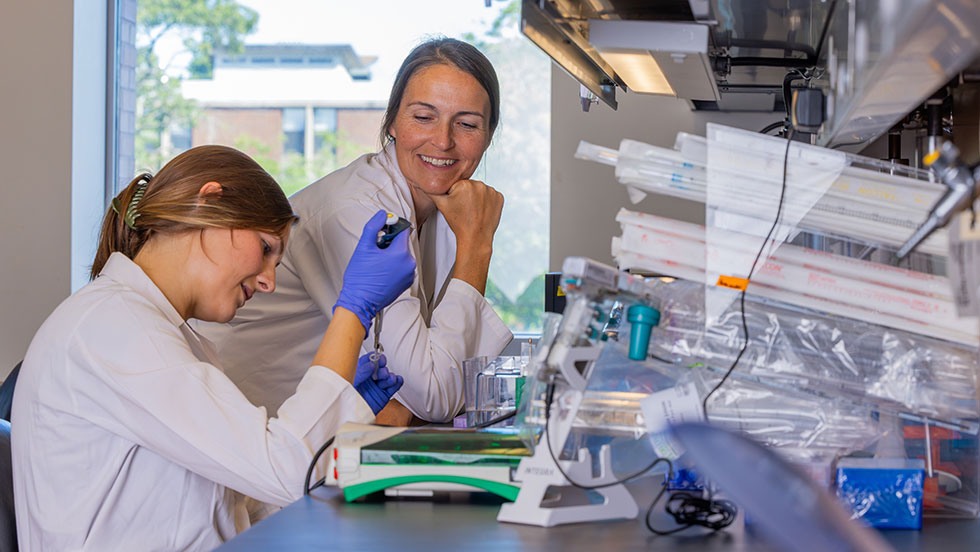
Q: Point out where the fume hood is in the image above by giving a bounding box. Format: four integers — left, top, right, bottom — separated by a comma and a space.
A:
521, 0, 980, 148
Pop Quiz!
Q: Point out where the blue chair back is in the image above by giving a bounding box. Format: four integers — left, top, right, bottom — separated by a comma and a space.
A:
0, 363, 20, 423
0, 420, 14, 552
0, 363, 20, 551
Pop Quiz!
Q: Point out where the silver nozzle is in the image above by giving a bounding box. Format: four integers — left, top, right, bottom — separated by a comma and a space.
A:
896, 142, 979, 259
896, 216, 941, 260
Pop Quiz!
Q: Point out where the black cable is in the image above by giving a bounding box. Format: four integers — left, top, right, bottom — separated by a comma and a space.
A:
728, 38, 816, 60
541, 379, 733, 536
643, 471, 683, 536
647, 491, 739, 535
701, 127, 796, 419
473, 408, 517, 428
303, 436, 336, 496
723, 3, 836, 76
542, 381, 666, 490
813, 0, 840, 65
729, 57, 812, 68
782, 69, 806, 120
831, 140, 868, 150
759, 120, 787, 135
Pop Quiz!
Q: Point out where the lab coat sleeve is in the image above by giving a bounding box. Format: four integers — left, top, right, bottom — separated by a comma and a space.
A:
71, 299, 373, 507
386, 278, 513, 422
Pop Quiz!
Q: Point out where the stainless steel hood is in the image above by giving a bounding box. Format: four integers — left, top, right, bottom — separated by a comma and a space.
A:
521, 0, 980, 147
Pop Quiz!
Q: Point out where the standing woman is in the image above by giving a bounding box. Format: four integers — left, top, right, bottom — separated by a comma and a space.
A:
11, 145, 414, 550
202, 38, 512, 424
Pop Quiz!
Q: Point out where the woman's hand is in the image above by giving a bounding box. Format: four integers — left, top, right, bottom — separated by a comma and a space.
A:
428, 180, 503, 294
353, 353, 404, 415
333, 210, 416, 335
429, 179, 503, 251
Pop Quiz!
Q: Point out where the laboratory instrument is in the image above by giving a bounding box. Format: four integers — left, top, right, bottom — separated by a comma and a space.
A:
327, 423, 529, 501
897, 141, 980, 259
462, 355, 525, 428
369, 312, 383, 367
498, 257, 665, 527
368, 212, 410, 366
376, 213, 411, 249
515, 0, 980, 536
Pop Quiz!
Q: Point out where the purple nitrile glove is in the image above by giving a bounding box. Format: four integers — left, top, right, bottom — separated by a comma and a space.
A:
333, 210, 416, 336
353, 353, 404, 415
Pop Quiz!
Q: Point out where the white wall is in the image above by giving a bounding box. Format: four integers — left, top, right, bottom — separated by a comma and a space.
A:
549, 65, 780, 270
72, 4, 108, 293
0, 2, 75, 377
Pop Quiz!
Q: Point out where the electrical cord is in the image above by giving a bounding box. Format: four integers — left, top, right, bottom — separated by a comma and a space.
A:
647, 491, 739, 535
729, 56, 811, 68
473, 408, 517, 428
541, 380, 733, 535
542, 381, 669, 490
777, 2, 836, 125
303, 436, 336, 496
759, 120, 788, 135
813, 0, 840, 65
701, 127, 796, 420
831, 140, 869, 150
727, 38, 815, 60
718, 1, 836, 75
782, 69, 807, 120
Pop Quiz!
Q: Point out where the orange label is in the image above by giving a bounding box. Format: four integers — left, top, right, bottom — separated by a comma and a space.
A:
716, 275, 750, 291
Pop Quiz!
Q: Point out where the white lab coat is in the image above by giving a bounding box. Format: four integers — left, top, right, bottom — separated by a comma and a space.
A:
11, 253, 373, 551
199, 144, 513, 422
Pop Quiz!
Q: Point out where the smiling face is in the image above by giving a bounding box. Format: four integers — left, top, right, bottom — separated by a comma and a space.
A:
188, 227, 286, 323
388, 63, 492, 217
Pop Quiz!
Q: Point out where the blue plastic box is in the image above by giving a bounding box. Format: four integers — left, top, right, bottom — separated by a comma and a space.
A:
835, 457, 925, 530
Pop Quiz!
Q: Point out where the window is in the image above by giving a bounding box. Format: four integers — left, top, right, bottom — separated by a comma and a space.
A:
115, 0, 550, 332
313, 107, 338, 155
281, 107, 306, 155
169, 122, 192, 152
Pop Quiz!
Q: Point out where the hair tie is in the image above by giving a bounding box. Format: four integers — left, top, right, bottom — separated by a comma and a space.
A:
113, 177, 149, 230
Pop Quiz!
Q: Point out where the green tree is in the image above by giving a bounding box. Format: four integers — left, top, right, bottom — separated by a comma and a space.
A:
272, 128, 376, 197
136, 0, 257, 169
234, 130, 373, 198
138, 0, 257, 79
466, 1, 551, 331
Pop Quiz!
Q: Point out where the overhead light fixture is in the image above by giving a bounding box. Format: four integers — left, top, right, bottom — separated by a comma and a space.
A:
520, 0, 621, 109
596, 51, 674, 95
588, 19, 720, 101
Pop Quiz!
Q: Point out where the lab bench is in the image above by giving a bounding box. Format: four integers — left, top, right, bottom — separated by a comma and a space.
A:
217, 484, 980, 551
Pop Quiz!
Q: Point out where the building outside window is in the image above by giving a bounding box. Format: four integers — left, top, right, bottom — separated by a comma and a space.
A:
117, 0, 550, 332
313, 107, 338, 156
281, 107, 306, 155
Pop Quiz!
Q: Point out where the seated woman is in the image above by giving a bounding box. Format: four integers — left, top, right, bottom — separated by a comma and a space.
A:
11, 145, 415, 550
201, 38, 513, 424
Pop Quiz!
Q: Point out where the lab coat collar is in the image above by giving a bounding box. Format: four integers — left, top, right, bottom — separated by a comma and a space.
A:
98, 252, 186, 329
376, 142, 418, 227
376, 142, 458, 311
376, 142, 448, 232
